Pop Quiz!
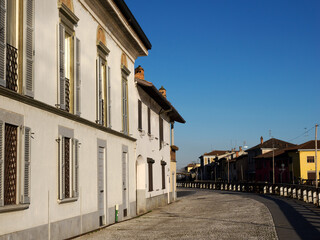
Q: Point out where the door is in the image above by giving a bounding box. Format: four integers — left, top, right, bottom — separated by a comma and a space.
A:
98, 147, 105, 225
122, 152, 128, 217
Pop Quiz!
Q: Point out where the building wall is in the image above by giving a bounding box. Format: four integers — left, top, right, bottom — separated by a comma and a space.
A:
299, 150, 320, 180
0, 0, 147, 238
135, 88, 171, 213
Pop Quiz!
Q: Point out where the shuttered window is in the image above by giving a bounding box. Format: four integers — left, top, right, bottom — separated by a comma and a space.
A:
138, 100, 142, 130
159, 116, 163, 149
147, 158, 154, 192
96, 57, 107, 126
0, 0, 34, 95
107, 66, 111, 128
58, 135, 79, 200
0, 119, 31, 207
161, 161, 166, 190
57, 23, 80, 114
147, 107, 151, 134
24, 0, 34, 97
122, 77, 128, 134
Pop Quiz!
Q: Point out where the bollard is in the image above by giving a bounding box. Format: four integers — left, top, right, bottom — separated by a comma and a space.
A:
303, 190, 307, 202
284, 187, 287, 197
313, 191, 317, 205
293, 188, 296, 199
308, 190, 313, 203
115, 204, 119, 222
269, 186, 273, 194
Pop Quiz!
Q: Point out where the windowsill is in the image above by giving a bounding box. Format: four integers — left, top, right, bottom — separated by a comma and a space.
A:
58, 197, 78, 204
0, 204, 29, 213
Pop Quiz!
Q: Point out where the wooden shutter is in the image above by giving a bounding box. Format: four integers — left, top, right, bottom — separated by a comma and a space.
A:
58, 136, 65, 199
75, 38, 81, 116
147, 158, 154, 192
73, 139, 79, 197
0, 0, 6, 87
97, 58, 102, 124
24, 0, 34, 97
107, 66, 111, 127
58, 23, 65, 110
147, 108, 151, 134
138, 100, 142, 130
22, 127, 31, 204
0, 120, 4, 206
159, 116, 163, 149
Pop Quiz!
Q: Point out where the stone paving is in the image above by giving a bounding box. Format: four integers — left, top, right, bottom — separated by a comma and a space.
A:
75, 188, 277, 240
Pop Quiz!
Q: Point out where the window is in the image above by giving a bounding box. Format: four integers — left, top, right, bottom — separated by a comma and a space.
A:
0, 0, 35, 97
147, 158, 154, 192
58, 127, 79, 201
121, 54, 130, 135
159, 116, 163, 149
57, 4, 80, 115
147, 107, 151, 134
307, 156, 314, 163
138, 100, 142, 130
122, 75, 128, 134
97, 57, 107, 126
0, 111, 31, 208
161, 160, 166, 190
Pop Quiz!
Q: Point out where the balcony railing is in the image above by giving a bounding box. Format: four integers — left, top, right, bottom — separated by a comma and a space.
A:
65, 77, 70, 112
6, 44, 18, 92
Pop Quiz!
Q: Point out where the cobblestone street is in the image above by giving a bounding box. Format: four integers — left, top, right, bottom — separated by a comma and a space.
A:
75, 189, 277, 240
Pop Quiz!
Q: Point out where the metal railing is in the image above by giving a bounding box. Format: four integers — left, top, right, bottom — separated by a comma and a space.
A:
177, 181, 320, 207
6, 44, 18, 92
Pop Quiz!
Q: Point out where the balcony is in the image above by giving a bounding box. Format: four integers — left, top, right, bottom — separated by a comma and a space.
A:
6, 44, 18, 92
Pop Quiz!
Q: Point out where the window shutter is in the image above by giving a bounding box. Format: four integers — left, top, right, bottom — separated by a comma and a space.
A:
107, 66, 111, 128
22, 127, 31, 204
58, 23, 65, 110
98, 59, 102, 124
73, 139, 79, 197
75, 38, 81, 116
0, 120, 4, 206
58, 137, 65, 199
138, 100, 142, 130
147, 108, 151, 134
159, 116, 163, 149
0, 0, 6, 87
24, 0, 34, 97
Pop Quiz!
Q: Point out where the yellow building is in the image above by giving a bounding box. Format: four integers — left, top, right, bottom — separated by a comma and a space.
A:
288, 140, 320, 181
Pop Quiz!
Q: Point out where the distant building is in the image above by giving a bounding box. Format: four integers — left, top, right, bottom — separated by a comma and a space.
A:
246, 137, 295, 181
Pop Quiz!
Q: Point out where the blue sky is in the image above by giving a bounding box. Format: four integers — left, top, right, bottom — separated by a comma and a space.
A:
126, 0, 320, 169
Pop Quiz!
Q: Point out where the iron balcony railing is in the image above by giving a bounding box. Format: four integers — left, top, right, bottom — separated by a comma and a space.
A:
6, 44, 18, 92
65, 77, 70, 112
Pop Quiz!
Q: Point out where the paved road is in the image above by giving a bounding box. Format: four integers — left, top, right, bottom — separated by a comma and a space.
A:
75, 189, 277, 240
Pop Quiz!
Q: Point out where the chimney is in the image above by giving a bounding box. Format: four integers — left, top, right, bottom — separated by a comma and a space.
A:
135, 65, 144, 80
239, 146, 242, 152
159, 86, 166, 98
260, 136, 263, 144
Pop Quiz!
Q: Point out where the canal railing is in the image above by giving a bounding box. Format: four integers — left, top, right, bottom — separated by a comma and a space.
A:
177, 181, 320, 207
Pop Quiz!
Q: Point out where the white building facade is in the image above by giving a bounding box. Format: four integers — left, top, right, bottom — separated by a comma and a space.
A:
133, 67, 185, 214
0, 0, 162, 239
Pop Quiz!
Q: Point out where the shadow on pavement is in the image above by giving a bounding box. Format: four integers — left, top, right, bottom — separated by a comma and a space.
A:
177, 190, 197, 198
257, 194, 320, 240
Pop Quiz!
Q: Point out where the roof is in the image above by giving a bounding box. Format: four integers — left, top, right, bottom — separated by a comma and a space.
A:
136, 78, 185, 123
297, 140, 320, 150
113, 0, 152, 50
254, 140, 320, 158
247, 138, 296, 151
203, 150, 229, 156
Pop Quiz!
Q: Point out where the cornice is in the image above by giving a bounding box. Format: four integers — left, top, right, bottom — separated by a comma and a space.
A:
0, 87, 136, 142
58, 2, 79, 25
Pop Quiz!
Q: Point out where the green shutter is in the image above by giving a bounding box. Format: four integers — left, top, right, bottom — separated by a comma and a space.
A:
22, 127, 31, 204
24, 0, 34, 97
0, 120, 4, 206
0, 0, 6, 87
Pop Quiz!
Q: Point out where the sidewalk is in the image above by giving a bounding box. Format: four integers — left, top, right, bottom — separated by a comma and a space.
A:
75, 188, 277, 240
